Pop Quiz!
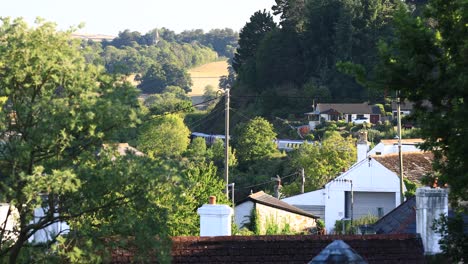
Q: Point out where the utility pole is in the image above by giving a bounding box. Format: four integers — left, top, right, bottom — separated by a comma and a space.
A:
224, 88, 230, 198
397, 91, 405, 204
301, 168, 305, 194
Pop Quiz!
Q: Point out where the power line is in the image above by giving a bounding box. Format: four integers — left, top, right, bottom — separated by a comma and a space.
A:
187, 105, 225, 130
235, 172, 299, 190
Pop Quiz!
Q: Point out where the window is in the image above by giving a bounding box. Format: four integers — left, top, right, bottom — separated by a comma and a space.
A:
377, 207, 384, 218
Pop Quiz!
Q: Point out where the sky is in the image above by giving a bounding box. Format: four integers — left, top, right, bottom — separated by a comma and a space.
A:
1, 0, 277, 36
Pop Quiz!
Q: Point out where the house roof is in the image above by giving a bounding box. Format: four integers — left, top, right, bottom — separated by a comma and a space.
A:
316, 103, 380, 115
374, 196, 468, 235
238, 191, 318, 219
111, 234, 426, 263
373, 197, 417, 234
309, 240, 367, 264
379, 138, 424, 146
372, 152, 434, 184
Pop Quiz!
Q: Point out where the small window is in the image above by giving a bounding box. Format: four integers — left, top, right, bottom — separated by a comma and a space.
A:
376, 152, 382, 155
377, 207, 384, 218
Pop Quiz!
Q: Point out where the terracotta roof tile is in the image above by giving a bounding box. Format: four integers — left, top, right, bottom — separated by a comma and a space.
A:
372, 152, 434, 184
168, 234, 425, 264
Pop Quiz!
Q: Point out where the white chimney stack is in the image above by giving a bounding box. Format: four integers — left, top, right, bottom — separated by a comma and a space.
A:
416, 187, 448, 255
356, 131, 369, 162
197, 196, 233, 236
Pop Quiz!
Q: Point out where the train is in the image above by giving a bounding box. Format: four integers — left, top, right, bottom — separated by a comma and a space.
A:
190, 132, 311, 152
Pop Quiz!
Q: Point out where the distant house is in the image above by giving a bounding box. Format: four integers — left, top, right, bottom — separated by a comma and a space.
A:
235, 191, 318, 234
367, 138, 424, 156
391, 100, 432, 119
282, 152, 434, 233
305, 103, 382, 129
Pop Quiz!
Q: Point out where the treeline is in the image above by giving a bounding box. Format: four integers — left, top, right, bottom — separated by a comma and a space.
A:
229, 0, 416, 119
80, 27, 238, 94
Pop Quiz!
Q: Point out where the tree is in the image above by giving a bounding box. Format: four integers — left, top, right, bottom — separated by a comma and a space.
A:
232, 10, 277, 73
0, 18, 142, 262
138, 62, 193, 94
137, 114, 190, 158
144, 86, 193, 115
284, 131, 356, 194
272, 0, 307, 32
377, 1, 467, 202
234, 117, 278, 163
376, 3, 467, 258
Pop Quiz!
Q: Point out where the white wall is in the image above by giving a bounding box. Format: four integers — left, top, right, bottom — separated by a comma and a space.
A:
198, 204, 233, 236
416, 188, 448, 255
368, 142, 421, 156
0, 204, 19, 242
234, 201, 254, 229
282, 189, 326, 207
29, 208, 70, 243
281, 158, 405, 233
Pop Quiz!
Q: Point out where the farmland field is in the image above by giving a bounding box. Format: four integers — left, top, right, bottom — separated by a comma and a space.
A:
188, 60, 229, 96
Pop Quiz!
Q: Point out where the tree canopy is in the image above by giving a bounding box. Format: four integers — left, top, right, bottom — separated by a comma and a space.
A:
0, 17, 145, 262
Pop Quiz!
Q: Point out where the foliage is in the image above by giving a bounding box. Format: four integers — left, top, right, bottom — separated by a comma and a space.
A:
143, 86, 193, 115
283, 131, 356, 194
138, 62, 193, 94
334, 213, 379, 235
404, 178, 418, 199
232, 10, 277, 74
432, 211, 468, 262
0, 18, 150, 263
177, 28, 239, 58
137, 114, 190, 158
233, 117, 279, 163
376, 1, 468, 202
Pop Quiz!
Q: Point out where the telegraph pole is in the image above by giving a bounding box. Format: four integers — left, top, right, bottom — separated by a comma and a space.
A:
224, 88, 230, 198
301, 168, 305, 194
397, 91, 405, 204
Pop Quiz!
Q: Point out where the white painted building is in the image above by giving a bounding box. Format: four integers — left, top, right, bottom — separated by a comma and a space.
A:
283, 133, 432, 233
367, 138, 423, 156
283, 157, 404, 233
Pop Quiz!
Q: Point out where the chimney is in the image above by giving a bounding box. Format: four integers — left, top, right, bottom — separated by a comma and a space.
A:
356, 131, 369, 162
416, 187, 448, 255
197, 196, 233, 236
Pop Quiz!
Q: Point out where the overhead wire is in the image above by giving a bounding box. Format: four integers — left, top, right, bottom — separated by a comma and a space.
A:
235, 172, 299, 190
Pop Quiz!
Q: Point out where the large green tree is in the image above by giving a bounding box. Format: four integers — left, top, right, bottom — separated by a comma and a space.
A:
232, 10, 277, 74
375, 2, 467, 260
283, 131, 356, 194
137, 114, 190, 158
377, 1, 467, 202
233, 117, 279, 163
0, 18, 145, 263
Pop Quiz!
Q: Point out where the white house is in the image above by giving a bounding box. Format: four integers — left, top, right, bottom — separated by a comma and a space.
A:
367, 138, 423, 156
283, 157, 404, 233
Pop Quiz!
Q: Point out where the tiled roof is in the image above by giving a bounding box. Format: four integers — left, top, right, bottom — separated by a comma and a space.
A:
372, 152, 434, 184
374, 196, 468, 235
240, 191, 318, 219
169, 234, 424, 264
373, 197, 417, 234
309, 240, 367, 263
379, 138, 424, 146
317, 103, 379, 115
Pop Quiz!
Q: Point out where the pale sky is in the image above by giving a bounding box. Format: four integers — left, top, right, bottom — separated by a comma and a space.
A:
1, 0, 277, 36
